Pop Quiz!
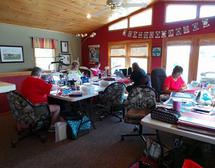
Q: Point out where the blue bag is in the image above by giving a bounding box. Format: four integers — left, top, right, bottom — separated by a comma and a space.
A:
67, 115, 92, 139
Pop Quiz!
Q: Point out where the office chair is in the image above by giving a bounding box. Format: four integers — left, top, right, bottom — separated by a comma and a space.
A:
151, 68, 167, 96
121, 86, 157, 142
96, 82, 126, 121
6, 91, 51, 147
79, 66, 92, 77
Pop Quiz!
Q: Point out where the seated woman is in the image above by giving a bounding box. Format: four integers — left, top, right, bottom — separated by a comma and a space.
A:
163, 65, 187, 94
67, 61, 82, 83
91, 62, 102, 76
126, 62, 150, 92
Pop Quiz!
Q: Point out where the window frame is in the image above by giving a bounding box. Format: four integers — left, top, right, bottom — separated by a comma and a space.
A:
199, 4, 215, 18
108, 18, 128, 31
33, 48, 57, 71
162, 33, 215, 83
165, 4, 198, 24
108, 40, 152, 73
129, 8, 153, 28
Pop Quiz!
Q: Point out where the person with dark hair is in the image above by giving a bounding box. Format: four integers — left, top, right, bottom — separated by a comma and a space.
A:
21, 67, 61, 131
163, 65, 187, 94
91, 62, 102, 76
126, 62, 149, 92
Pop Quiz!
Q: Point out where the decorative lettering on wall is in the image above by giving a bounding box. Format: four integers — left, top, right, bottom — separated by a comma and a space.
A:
121, 19, 211, 39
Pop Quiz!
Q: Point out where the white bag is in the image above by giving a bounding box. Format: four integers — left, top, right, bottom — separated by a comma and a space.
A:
144, 138, 161, 160
55, 122, 67, 142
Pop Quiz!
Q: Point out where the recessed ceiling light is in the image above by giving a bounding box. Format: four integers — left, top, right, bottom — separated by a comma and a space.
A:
86, 13, 92, 19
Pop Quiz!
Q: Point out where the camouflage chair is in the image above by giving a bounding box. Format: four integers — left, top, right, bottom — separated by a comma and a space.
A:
121, 86, 157, 141
7, 91, 51, 147
97, 82, 126, 121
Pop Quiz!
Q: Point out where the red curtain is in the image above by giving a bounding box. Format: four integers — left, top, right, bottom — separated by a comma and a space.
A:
32, 37, 57, 49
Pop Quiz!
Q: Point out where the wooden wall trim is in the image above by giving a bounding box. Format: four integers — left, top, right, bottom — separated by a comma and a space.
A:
0, 71, 31, 77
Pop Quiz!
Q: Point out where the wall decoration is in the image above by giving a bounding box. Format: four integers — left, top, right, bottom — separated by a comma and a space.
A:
60, 41, 69, 53
155, 31, 161, 38
88, 45, 100, 63
152, 47, 162, 57
59, 53, 71, 70
121, 18, 211, 39
175, 28, 182, 36
161, 30, 167, 38
192, 22, 199, 31
168, 29, 174, 37
0, 46, 24, 63
183, 26, 190, 34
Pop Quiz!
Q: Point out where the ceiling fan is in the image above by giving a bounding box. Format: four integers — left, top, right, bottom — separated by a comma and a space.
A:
87, 0, 150, 18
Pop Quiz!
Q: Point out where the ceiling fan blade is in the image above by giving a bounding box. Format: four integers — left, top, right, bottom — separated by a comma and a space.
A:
88, 2, 106, 7
90, 6, 110, 17
121, 2, 147, 8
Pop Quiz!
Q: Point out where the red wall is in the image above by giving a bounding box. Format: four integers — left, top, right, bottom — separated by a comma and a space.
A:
82, 1, 215, 71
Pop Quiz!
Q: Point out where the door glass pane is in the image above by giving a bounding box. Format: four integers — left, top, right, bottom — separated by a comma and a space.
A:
110, 57, 125, 74
166, 45, 191, 83
130, 47, 148, 56
197, 45, 215, 82
130, 58, 147, 72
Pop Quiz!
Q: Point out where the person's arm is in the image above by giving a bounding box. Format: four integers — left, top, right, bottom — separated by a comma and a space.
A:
179, 77, 187, 91
163, 77, 172, 94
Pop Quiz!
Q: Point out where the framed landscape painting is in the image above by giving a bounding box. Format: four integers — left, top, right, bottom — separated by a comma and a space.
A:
0, 46, 24, 63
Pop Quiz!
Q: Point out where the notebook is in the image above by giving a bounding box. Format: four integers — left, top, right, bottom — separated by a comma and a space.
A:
178, 115, 215, 131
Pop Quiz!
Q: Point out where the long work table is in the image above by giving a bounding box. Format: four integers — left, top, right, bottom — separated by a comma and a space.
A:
141, 113, 215, 145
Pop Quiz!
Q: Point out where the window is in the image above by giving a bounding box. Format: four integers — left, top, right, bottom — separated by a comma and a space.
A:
165, 4, 197, 23
129, 8, 152, 28
109, 45, 126, 73
162, 34, 215, 83
129, 45, 148, 70
166, 45, 191, 83
200, 5, 215, 18
108, 19, 128, 31
109, 42, 150, 74
197, 45, 215, 81
34, 48, 55, 70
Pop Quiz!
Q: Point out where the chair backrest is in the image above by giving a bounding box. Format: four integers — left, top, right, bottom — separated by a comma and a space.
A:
102, 82, 126, 105
125, 86, 157, 110
6, 91, 50, 130
151, 68, 167, 95
79, 66, 92, 77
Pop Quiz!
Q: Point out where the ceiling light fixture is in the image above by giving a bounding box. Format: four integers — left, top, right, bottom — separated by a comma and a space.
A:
86, 13, 92, 19
75, 32, 96, 39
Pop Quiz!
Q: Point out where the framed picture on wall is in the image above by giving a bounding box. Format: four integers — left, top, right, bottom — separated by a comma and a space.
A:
60, 41, 69, 53
88, 44, 100, 63
152, 47, 162, 57
0, 45, 24, 63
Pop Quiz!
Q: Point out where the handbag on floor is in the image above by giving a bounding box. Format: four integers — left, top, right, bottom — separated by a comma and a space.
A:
67, 115, 92, 139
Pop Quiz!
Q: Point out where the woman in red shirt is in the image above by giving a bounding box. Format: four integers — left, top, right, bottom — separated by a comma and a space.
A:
21, 67, 61, 131
163, 66, 187, 94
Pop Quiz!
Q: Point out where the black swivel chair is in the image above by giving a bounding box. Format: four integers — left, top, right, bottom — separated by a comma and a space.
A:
151, 68, 167, 96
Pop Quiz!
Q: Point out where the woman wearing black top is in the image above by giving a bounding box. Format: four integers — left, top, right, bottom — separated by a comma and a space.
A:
126, 62, 149, 92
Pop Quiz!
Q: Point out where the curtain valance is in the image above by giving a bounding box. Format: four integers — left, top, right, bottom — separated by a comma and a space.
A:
32, 37, 57, 49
